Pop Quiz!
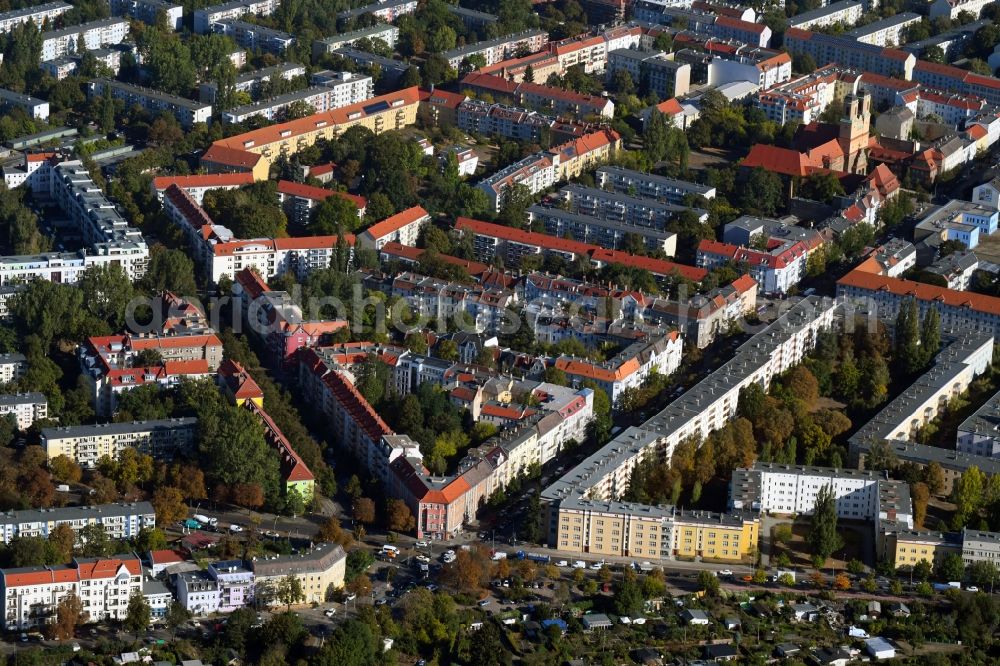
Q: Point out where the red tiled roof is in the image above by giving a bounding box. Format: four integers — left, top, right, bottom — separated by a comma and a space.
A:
838, 268, 1000, 315
742, 144, 813, 177
153, 173, 254, 192
277, 180, 368, 210
362, 205, 429, 241
149, 549, 187, 565
202, 144, 264, 170
655, 98, 683, 115
217, 358, 264, 401
716, 15, 766, 33
379, 241, 490, 276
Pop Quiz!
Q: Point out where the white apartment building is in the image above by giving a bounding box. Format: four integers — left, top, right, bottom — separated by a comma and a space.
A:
542, 297, 839, 510
357, 205, 430, 251
198, 62, 305, 104
930, 0, 995, 20
0, 2, 70, 34
0, 88, 49, 121
311, 24, 399, 59
222, 73, 373, 124
110, 0, 183, 30
707, 51, 793, 90
88, 78, 212, 128
737, 463, 882, 518
0, 353, 26, 384
442, 28, 548, 70
41, 18, 129, 62
0, 556, 143, 630
193, 0, 280, 33
209, 18, 293, 55
957, 387, 1000, 457
850, 333, 994, 450
42, 418, 198, 467
788, 0, 863, 29
0, 393, 47, 430
0, 502, 155, 543
847, 12, 920, 46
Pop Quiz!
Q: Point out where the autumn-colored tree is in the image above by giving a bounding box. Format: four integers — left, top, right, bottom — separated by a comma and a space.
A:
809, 571, 826, 588
517, 560, 538, 582
19, 467, 54, 508
230, 483, 265, 510
152, 486, 187, 525
49, 455, 82, 483
316, 516, 353, 548
833, 573, 851, 590
170, 463, 207, 500
493, 558, 510, 579
385, 499, 415, 533
89, 474, 119, 503
912, 481, 930, 528
353, 497, 376, 525
347, 574, 372, 597
48, 523, 75, 562
926, 461, 946, 495
443, 548, 489, 592
544, 564, 560, 580
50, 593, 85, 640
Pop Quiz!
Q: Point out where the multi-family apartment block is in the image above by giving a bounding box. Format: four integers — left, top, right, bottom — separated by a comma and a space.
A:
462, 72, 615, 118
389, 271, 517, 334
222, 73, 373, 123
193, 0, 280, 33
336, 0, 418, 23
925, 250, 979, 291
849, 334, 994, 455
201, 87, 422, 180
176, 560, 254, 614
151, 172, 255, 204
110, 0, 183, 30
78, 332, 222, 416
0, 502, 154, 543
527, 204, 677, 254
697, 235, 811, 295
232, 269, 347, 365
606, 49, 691, 98
784, 28, 915, 80
635, 5, 772, 47
846, 12, 920, 46
914, 199, 998, 250
929, 0, 995, 19
642, 274, 758, 348
311, 24, 400, 59
41, 18, 129, 62
553, 497, 759, 561
0, 89, 49, 121
788, 0, 863, 29
41, 48, 121, 80
455, 99, 588, 144
357, 205, 430, 251
276, 180, 365, 227
250, 543, 346, 604
160, 184, 355, 283
542, 297, 838, 546
0, 353, 26, 384
957, 387, 1000, 458
0, 393, 47, 430
595, 166, 716, 204
729, 462, 913, 527
854, 238, 917, 277
554, 332, 682, 405
199, 62, 306, 104
0, 556, 143, 630
0, 2, 70, 34
42, 418, 197, 468
442, 28, 548, 70
476, 129, 620, 211
455, 216, 706, 282
88, 79, 212, 128
209, 18, 293, 55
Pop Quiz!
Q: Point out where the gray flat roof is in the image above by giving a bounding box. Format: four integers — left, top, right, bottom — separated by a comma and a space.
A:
42, 417, 197, 440
42, 17, 127, 40
596, 166, 715, 196
442, 28, 547, 60
0, 501, 154, 524
0, 392, 46, 405
0, 1, 69, 21
847, 12, 920, 38
788, 0, 861, 25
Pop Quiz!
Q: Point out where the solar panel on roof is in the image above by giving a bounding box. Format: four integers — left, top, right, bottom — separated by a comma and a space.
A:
363, 100, 390, 114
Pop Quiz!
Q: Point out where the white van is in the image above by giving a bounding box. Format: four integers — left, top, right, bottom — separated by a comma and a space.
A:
381, 545, 400, 558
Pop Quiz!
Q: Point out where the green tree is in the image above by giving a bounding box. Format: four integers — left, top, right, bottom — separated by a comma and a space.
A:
697, 569, 720, 596
312, 195, 361, 235
141, 246, 198, 296
920, 304, 941, 367
276, 574, 305, 611
124, 591, 151, 637
894, 298, 922, 374
935, 552, 965, 582
807, 484, 844, 564
612, 567, 643, 616
953, 466, 986, 528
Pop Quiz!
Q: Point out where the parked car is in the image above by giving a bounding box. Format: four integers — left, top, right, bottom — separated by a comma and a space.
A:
415, 540, 429, 548
324, 608, 336, 618
556, 560, 569, 567
229, 524, 243, 533
718, 569, 733, 577
590, 561, 605, 570
573, 560, 586, 569
478, 599, 490, 607
415, 554, 431, 563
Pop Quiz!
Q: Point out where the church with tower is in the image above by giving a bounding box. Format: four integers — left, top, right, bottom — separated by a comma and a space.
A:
740, 90, 873, 196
